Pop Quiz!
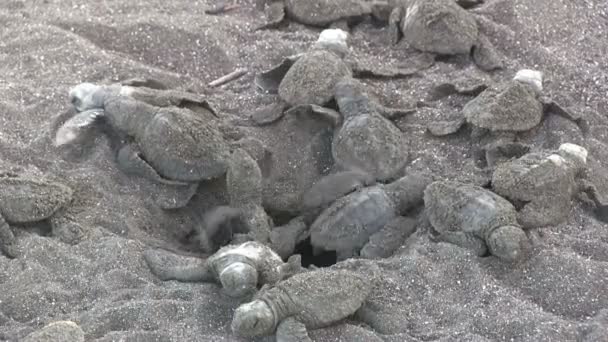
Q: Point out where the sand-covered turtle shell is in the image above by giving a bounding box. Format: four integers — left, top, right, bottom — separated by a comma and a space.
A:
310, 186, 398, 252
278, 50, 352, 106
137, 107, 232, 182
462, 81, 543, 132
284, 0, 372, 27
423, 181, 518, 238
0, 176, 73, 223
263, 269, 371, 328
333, 114, 408, 181
402, 0, 478, 55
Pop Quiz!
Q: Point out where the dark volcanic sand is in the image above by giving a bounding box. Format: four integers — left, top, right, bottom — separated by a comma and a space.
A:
1, 0, 608, 341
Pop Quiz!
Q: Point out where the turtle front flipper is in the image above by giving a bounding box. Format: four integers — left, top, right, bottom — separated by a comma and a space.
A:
431, 231, 488, 257
426, 117, 467, 136
0, 215, 18, 258
276, 317, 312, 342
143, 249, 215, 282
254, 54, 302, 94
255, 1, 286, 31
115, 144, 190, 187
360, 216, 417, 259
516, 198, 570, 229
388, 6, 404, 45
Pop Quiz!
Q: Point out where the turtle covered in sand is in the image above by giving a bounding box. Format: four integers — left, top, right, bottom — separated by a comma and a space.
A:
0, 171, 82, 258
491, 143, 593, 228
256, 0, 375, 30
143, 241, 302, 298
382, 0, 503, 71
424, 180, 529, 262
231, 267, 374, 341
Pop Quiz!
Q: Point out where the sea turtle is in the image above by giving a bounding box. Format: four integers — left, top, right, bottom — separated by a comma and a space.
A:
423, 180, 529, 262
255, 28, 425, 120
255, 0, 374, 30
310, 172, 432, 261
384, 0, 503, 71
0, 171, 81, 258
143, 241, 302, 298
231, 268, 373, 341
55, 82, 233, 209
332, 77, 410, 181
427, 70, 586, 151
491, 143, 591, 228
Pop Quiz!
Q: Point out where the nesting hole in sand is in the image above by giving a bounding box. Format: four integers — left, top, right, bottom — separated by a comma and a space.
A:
293, 237, 337, 268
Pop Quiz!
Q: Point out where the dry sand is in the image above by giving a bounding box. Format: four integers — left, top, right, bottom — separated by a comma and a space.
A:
0, 0, 607, 341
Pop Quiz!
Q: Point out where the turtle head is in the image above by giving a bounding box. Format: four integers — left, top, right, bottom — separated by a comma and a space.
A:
313, 28, 349, 58
231, 300, 275, 337
69, 83, 106, 112
219, 262, 258, 298
487, 225, 528, 263
54, 109, 105, 147
513, 69, 543, 95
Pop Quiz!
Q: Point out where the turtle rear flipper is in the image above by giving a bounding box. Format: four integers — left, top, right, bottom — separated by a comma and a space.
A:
279, 254, 305, 280
276, 317, 312, 342
0, 216, 18, 258
432, 231, 488, 257
427, 117, 466, 136
255, 1, 286, 31
255, 55, 301, 94
143, 249, 215, 282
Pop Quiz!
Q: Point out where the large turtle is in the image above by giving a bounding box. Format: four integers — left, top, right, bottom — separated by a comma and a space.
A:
55, 82, 234, 209
383, 0, 503, 71
143, 241, 302, 298
256, 0, 374, 30
0, 171, 82, 258
309, 172, 431, 261
332, 77, 410, 181
231, 268, 373, 341
423, 180, 529, 262
491, 143, 592, 228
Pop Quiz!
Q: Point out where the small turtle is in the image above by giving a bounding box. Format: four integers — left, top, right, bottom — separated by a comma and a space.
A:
491, 143, 591, 228
385, 0, 503, 71
231, 268, 373, 341
255, 29, 424, 118
256, 0, 373, 30
56, 82, 233, 209
423, 180, 529, 262
310, 172, 432, 261
143, 241, 302, 298
427, 69, 584, 145
332, 77, 410, 181
0, 172, 78, 258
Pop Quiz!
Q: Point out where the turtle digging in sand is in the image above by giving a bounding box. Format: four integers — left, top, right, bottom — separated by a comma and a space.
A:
427, 69, 587, 162
55, 82, 234, 209
424, 180, 529, 263
310, 172, 432, 261
492, 143, 594, 228
254, 28, 424, 122
382, 0, 503, 71
0, 171, 82, 258
231, 268, 374, 341
256, 0, 375, 30
143, 241, 302, 298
